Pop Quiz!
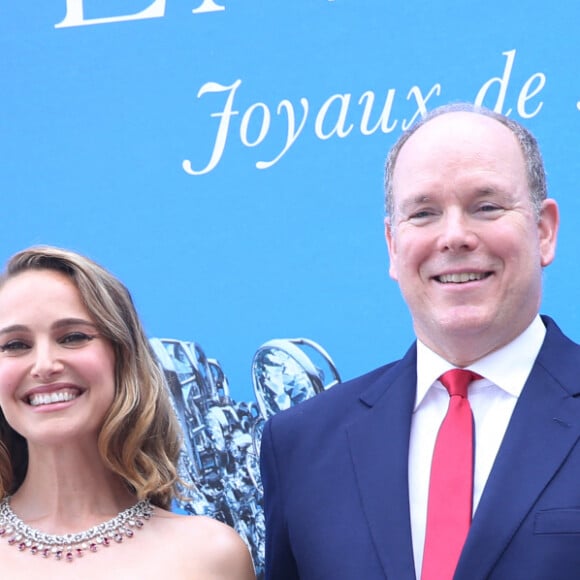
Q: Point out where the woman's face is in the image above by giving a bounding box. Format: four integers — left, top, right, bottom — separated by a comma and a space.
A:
0, 269, 116, 446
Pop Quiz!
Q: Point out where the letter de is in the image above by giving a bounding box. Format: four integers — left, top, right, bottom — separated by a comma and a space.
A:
475, 49, 517, 115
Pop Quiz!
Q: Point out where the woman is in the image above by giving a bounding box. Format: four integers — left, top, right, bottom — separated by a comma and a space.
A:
0, 246, 256, 579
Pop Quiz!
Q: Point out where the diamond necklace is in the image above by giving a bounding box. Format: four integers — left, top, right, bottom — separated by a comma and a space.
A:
0, 496, 153, 562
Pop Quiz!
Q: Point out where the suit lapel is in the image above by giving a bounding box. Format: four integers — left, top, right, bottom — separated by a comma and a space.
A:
456, 319, 580, 579
346, 347, 418, 580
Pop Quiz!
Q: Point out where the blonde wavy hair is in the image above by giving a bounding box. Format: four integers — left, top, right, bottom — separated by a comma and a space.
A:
0, 246, 182, 509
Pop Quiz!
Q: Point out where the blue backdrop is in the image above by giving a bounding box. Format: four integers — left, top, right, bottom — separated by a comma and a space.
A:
3, 2, 579, 394
2, 2, 579, 574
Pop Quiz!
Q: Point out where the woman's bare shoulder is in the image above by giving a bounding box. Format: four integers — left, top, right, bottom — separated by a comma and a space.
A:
152, 509, 256, 579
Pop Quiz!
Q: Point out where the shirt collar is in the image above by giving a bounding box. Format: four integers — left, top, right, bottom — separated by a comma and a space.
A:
415, 315, 546, 410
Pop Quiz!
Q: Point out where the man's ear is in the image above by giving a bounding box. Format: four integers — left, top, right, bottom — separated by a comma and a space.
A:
538, 198, 559, 267
384, 217, 398, 281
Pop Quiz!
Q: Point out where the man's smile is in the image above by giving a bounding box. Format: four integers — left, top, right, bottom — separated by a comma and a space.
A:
434, 272, 492, 284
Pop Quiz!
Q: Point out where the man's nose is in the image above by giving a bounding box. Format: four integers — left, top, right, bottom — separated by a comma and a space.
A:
437, 211, 478, 252
30, 344, 64, 381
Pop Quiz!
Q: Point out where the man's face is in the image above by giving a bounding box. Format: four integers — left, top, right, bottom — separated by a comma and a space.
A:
385, 112, 559, 364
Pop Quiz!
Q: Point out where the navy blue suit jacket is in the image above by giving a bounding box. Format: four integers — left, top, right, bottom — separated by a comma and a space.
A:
260, 316, 580, 579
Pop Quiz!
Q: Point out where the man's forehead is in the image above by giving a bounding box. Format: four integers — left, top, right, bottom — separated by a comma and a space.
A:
392, 112, 524, 177
401, 111, 513, 150
390, 116, 529, 206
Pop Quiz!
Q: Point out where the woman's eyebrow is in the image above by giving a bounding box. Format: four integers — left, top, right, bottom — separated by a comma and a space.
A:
0, 324, 28, 336
52, 318, 98, 330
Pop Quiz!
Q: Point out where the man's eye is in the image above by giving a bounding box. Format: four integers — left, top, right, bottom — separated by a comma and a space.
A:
59, 332, 96, 346
0, 340, 30, 354
410, 210, 434, 220
478, 204, 500, 213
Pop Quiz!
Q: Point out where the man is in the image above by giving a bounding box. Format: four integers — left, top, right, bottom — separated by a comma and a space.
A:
260, 103, 580, 579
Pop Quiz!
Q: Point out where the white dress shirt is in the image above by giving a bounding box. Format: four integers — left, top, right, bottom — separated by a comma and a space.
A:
408, 315, 546, 578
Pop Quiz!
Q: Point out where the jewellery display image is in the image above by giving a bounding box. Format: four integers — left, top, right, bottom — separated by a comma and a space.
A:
0, 498, 153, 562
150, 336, 341, 579
252, 338, 341, 420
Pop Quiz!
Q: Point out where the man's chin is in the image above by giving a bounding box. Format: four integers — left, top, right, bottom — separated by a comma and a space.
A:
430, 309, 492, 335
419, 312, 497, 350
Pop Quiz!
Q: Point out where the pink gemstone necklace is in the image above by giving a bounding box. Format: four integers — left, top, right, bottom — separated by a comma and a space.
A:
0, 497, 153, 562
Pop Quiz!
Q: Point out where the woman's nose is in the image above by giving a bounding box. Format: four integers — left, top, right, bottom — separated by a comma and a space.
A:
30, 345, 64, 381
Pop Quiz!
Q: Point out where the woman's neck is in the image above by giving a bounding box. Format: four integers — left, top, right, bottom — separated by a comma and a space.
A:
8, 442, 136, 534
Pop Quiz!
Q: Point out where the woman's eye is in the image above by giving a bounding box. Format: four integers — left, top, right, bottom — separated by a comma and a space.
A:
0, 340, 30, 354
59, 332, 95, 346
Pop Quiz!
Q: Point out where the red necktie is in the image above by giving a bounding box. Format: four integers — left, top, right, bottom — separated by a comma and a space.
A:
421, 369, 481, 580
